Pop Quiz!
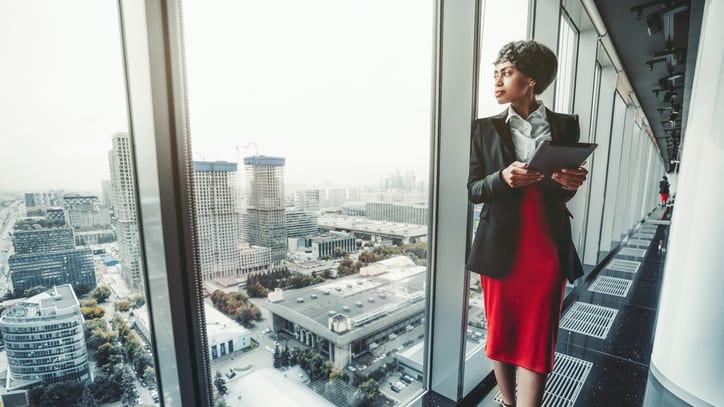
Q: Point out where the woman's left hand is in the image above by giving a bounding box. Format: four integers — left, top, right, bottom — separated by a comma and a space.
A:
552, 166, 588, 190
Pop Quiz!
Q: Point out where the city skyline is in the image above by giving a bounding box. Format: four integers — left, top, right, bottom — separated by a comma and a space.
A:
1, 0, 433, 193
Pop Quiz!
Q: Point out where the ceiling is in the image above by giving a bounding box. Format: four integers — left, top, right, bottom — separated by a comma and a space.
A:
593, 0, 704, 172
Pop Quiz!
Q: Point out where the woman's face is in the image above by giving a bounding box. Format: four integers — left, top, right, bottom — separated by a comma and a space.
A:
493, 61, 535, 105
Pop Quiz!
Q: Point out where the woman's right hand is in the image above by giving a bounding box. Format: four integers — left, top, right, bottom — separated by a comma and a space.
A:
500, 161, 544, 188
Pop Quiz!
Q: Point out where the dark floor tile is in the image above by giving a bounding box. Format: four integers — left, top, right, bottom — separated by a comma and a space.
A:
557, 305, 657, 365
560, 344, 649, 407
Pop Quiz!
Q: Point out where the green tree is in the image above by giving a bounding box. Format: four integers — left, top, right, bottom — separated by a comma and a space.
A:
96, 342, 123, 366
115, 300, 132, 312
131, 293, 145, 308
273, 345, 282, 368
359, 378, 379, 402
120, 370, 138, 406
81, 305, 105, 320
214, 371, 228, 395
90, 285, 112, 303
25, 285, 47, 297
143, 367, 157, 388
333, 246, 348, 258
80, 385, 99, 407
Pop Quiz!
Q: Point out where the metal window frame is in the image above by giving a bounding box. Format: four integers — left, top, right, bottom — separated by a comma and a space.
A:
117, 0, 494, 405
117, 0, 212, 406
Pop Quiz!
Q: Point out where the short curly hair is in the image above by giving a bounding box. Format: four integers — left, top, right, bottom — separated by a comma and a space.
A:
494, 41, 558, 95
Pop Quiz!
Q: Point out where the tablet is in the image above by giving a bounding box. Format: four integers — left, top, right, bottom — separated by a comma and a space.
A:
528, 141, 597, 188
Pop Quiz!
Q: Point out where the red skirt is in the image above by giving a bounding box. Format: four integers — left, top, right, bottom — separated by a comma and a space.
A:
480, 187, 566, 374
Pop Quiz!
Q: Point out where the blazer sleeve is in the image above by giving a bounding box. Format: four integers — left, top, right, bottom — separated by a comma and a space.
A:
467, 119, 512, 204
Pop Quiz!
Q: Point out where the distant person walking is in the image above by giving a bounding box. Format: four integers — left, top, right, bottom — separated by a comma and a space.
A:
659, 175, 670, 206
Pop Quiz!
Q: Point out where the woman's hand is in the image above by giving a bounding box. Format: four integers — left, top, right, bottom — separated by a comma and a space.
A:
552, 165, 588, 190
500, 161, 544, 188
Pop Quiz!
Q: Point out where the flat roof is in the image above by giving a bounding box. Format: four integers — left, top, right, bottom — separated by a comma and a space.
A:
264, 256, 426, 344
226, 368, 333, 407
193, 161, 238, 172
243, 156, 285, 166
1, 284, 78, 320
317, 215, 427, 238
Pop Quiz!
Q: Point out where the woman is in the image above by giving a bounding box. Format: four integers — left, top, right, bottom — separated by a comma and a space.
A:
466, 41, 588, 407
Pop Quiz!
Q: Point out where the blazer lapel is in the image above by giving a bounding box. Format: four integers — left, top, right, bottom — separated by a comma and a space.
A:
491, 109, 516, 162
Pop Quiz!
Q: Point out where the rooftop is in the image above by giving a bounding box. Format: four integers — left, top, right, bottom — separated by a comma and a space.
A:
317, 215, 428, 238
0, 284, 78, 321
264, 256, 425, 341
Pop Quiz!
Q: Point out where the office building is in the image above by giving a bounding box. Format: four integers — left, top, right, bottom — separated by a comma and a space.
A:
366, 202, 428, 226
0, 285, 91, 389
192, 161, 245, 281
243, 156, 287, 266
295, 189, 321, 212
109, 132, 144, 291
285, 210, 318, 239
8, 226, 96, 293
63, 195, 111, 229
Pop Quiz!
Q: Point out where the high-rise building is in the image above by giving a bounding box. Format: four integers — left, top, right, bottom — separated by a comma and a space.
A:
285, 210, 318, 239
109, 132, 144, 292
295, 189, 321, 212
243, 156, 287, 266
0, 285, 91, 388
63, 195, 111, 229
8, 226, 96, 293
101, 179, 113, 208
192, 161, 245, 281
324, 188, 347, 208
23, 191, 61, 208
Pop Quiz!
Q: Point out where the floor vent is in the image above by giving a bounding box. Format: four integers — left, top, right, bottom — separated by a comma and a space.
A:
635, 232, 655, 239
560, 302, 618, 339
618, 247, 647, 258
626, 238, 651, 247
606, 258, 641, 273
589, 276, 632, 297
492, 353, 593, 407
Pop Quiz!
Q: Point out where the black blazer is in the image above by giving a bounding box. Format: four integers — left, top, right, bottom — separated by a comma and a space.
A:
465, 108, 584, 283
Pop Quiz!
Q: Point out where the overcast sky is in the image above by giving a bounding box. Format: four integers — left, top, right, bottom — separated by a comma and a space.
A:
1, 0, 525, 195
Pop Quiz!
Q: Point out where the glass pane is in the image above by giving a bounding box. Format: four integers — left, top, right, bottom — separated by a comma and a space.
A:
466, 0, 529, 395
0, 3, 159, 406
179, 1, 434, 405
554, 13, 579, 113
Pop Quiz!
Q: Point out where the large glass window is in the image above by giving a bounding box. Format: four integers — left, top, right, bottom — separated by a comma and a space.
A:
466, 0, 530, 395
554, 12, 579, 114
179, 1, 434, 405
0, 3, 159, 406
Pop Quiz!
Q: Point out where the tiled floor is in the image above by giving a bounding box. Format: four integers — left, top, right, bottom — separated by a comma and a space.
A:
474, 207, 671, 407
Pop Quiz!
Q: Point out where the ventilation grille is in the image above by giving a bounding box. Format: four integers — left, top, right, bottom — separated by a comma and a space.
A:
626, 238, 651, 247
606, 258, 641, 274
589, 276, 632, 297
635, 232, 655, 239
618, 247, 647, 258
492, 353, 593, 407
560, 302, 618, 339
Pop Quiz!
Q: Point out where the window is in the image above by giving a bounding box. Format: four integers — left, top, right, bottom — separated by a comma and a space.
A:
554, 12, 579, 113
178, 0, 435, 405
0, 2, 158, 405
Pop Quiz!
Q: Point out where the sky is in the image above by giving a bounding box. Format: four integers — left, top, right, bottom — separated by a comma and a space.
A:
0, 0, 526, 195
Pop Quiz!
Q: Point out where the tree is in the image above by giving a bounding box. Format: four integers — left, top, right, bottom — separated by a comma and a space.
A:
120, 370, 138, 406
214, 371, 228, 395
131, 293, 145, 308
143, 367, 157, 388
273, 345, 281, 368
333, 246, 348, 258
80, 385, 99, 407
90, 286, 112, 303
96, 342, 123, 366
246, 281, 268, 298
115, 300, 132, 312
359, 378, 379, 402
81, 305, 105, 320
280, 344, 290, 368
25, 285, 47, 297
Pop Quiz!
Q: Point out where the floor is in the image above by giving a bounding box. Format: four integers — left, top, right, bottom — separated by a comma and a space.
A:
468, 206, 672, 407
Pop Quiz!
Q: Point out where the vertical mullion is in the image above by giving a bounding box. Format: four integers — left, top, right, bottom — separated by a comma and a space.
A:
118, 0, 212, 405
426, 0, 480, 402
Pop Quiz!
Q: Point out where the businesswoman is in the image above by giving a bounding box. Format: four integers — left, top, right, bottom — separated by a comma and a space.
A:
466, 41, 588, 407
